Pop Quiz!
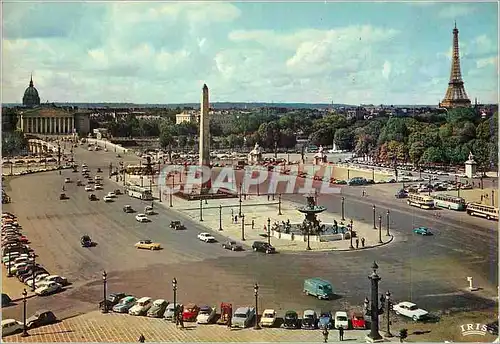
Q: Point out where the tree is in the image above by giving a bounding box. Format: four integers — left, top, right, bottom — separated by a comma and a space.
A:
409, 141, 426, 165
210, 121, 223, 137
445, 108, 476, 124
377, 117, 408, 144
472, 139, 490, 172
159, 122, 175, 150
2, 130, 27, 156
177, 135, 187, 149
280, 128, 297, 149
2, 108, 18, 132
309, 128, 333, 147
334, 128, 354, 151
420, 146, 444, 164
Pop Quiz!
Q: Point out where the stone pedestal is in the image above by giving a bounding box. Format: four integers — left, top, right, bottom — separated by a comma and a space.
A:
465, 152, 477, 178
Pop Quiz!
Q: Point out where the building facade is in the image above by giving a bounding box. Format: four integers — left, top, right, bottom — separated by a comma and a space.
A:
22, 75, 41, 107
176, 111, 199, 124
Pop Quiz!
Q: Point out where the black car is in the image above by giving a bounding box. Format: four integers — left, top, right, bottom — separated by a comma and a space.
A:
99, 293, 127, 311
89, 194, 98, 201
81, 235, 92, 247
2, 293, 12, 307
252, 241, 276, 254
283, 310, 300, 329
123, 205, 134, 213
487, 320, 498, 335
222, 241, 243, 251
27, 310, 57, 329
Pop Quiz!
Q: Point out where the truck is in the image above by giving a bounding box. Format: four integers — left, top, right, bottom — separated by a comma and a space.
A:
303, 278, 334, 300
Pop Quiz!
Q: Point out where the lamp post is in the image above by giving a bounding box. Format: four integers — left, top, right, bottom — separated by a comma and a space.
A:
372, 205, 377, 229
239, 184, 243, 217
349, 219, 354, 250
428, 176, 431, 196
306, 222, 312, 251
378, 215, 382, 244
102, 271, 108, 313
172, 278, 177, 323
385, 291, 393, 337
219, 205, 223, 230
267, 218, 271, 245
241, 215, 245, 241
341, 197, 345, 221
254, 283, 261, 330
7, 250, 12, 277
278, 194, 282, 215
199, 198, 203, 222
364, 262, 383, 341
30, 252, 36, 291
21, 289, 29, 337
386, 210, 390, 236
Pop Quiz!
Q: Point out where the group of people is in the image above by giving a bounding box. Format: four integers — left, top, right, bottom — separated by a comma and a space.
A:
322, 325, 345, 343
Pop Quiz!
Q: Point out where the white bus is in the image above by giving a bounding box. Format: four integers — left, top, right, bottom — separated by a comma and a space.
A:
407, 193, 434, 209
433, 194, 466, 211
127, 185, 153, 201
466, 203, 499, 221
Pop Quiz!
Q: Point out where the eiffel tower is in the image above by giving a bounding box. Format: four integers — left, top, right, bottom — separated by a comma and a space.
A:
439, 22, 471, 109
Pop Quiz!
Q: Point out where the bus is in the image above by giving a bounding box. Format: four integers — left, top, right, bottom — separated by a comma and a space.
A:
432, 194, 466, 211
125, 165, 150, 175
407, 193, 434, 209
126, 185, 153, 201
466, 203, 499, 221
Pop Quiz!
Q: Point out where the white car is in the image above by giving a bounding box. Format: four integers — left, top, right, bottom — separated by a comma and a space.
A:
10, 262, 29, 274
95, 175, 102, 181
34, 281, 62, 296
260, 309, 277, 327
196, 306, 217, 324
64, 178, 71, 183
107, 192, 116, 198
94, 184, 103, 190
393, 301, 429, 321
103, 195, 113, 202
334, 311, 349, 329
2, 319, 23, 337
84, 185, 93, 192
129, 297, 153, 316
135, 214, 149, 222
26, 273, 50, 288
197, 233, 216, 243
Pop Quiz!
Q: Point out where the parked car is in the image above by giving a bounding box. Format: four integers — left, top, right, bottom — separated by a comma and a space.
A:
318, 311, 333, 329
251, 241, 275, 254
26, 273, 49, 288
183, 303, 200, 322
164, 303, 182, 320
1, 294, 12, 307
196, 305, 216, 324
283, 310, 300, 329
103, 195, 113, 202
94, 184, 103, 190
100, 293, 127, 310
260, 309, 277, 327
41, 275, 69, 286
221, 241, 243, 251
64, 178, 71, 183
197, 233, 216, 243
34, 282, 62, 296
334, 311, 349, 329
88, 194, 98, 201
84, 185, 93, 192
393, 301, 429, 321
134, 240, 161, 250
135, 214, 149, 222
1, 319, 23, 337
302, 310, 317, 329
113, 296, 137, 313
129, 297, 153, 316
107, 192, 116, 198
147, 299, 168, 318
232, 307, 256, 328
27, 310, 57, 329
413, 227, 433, 236
351, 311, 366, 329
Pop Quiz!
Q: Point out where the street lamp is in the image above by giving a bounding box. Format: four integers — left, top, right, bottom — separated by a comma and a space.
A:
241, 215, 246, 241
378, 215, 382, 244
341, 197, 345, 221
278, 194, 282, 215
372, 205, 377, 229
239, 184, 243, 217
267, 218, 271, 245
199, 198, 203, 222
386, 210, 390, 236
306, 222, 312, 251
385, 291, 393, 337
349, 219, 354, 250
102, 271, 108, 313
21, 289, 29, 337
30, 252, 37, 291
254, 283, 261, 330
218, 205, 223, 230
172, 278, 177, 323
364, 262, 383, 341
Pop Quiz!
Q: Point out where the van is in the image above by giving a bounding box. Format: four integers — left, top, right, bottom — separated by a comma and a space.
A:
334, 311, 349, 329
303, 278, 334, 300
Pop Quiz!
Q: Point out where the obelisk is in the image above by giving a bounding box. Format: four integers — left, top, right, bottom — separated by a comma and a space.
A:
199, 84, 211, 193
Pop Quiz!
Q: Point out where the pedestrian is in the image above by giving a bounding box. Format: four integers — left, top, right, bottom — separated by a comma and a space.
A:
267, 194, 270, 201
227, 314, 232, 329
252, 219, 255, 229
138, 334, 145, 342
231, 208, 234, 218
322, 327, 329, 343
361, 237, 365, 248
338, 326, 344, 341
481, 194, 484, 202
355, 237, 359, 249
234, 215, 238, 223
179, 314, 184, 329
362, 189, 366, 197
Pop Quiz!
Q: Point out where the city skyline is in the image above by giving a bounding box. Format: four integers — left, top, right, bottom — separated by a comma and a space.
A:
2, 2, 498, 105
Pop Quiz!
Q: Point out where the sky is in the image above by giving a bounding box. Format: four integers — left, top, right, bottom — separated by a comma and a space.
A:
2, 1, 498, 105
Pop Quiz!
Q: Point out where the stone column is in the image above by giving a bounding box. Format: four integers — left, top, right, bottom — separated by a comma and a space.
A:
58, 117, 62, 134
36, 117, 40, 133
71, 117, 74, 133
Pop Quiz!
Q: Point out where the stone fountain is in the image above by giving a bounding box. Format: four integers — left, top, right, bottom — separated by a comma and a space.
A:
297, 194, 327, 236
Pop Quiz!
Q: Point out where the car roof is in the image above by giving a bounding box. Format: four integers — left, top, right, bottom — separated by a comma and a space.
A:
185, 303, 197, 308
398, 301, 416, 307
33, 309, 51, 315
304, 310, 316, 315
285, 310, 297, 315
137, 297, 151, 302
2, 319, 17, 325
122, 296, 135, 302
199, 306, 211, 311
153, 299, 166, 304
263, 309, 275, 313
335, 311, 348, 316
235, 307, 250, 312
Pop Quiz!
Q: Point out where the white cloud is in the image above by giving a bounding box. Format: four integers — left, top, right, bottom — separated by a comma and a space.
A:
476, 56, 498, 69
437, 5, 476, 19
382, 61, 392, 80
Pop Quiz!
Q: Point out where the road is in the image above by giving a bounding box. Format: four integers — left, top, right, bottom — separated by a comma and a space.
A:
2, 147, 497, 325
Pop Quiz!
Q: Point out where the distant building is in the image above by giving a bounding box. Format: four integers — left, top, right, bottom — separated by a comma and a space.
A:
176, 110, 198, 124
22, 75, 41, 108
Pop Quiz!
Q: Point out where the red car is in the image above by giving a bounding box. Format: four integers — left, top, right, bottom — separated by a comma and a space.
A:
351, 311, 366, 330
182, 303, 200, 322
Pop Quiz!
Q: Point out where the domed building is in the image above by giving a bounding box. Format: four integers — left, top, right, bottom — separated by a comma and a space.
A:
22, 75, 41, 107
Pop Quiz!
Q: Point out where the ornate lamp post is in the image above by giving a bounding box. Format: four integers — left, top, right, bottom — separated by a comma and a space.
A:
21, 289, 29, 337
199, 198, 203, 222
372, 205, 377, 229
364, 262, 384, 341
385, 291, 393, 337
102, 271, 108, 313
30, 252, 37, 291
378, 215, 382, 244
349, 219, 354, 250
254, 283, 261, 330
267, 218, 271, 245
278, 194, 282, 215
386, 210, 390, 236
341, 197, 345, 221
239, 184, 243, 217
172, 278, 178, 323
241, 215, 245, 241
306, 222, 312, 251
219, 205, 223, 230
